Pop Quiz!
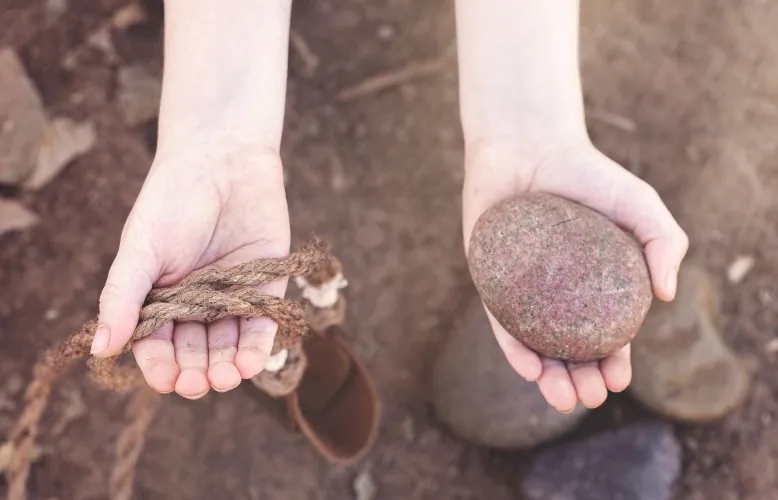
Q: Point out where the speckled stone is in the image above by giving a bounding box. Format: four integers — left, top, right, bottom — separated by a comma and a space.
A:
467, 193, 653, 362
431, 297, 588, 449
522, 420, 682, 500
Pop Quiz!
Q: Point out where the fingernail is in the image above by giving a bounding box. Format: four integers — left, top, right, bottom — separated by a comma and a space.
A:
90, 324, 110, 355
213, 381, 241, 393
665, 268, 678, 299
181, 389, 209, 400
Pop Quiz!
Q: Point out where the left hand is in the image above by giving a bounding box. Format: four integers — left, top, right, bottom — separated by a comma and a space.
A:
462, 137, 688, 413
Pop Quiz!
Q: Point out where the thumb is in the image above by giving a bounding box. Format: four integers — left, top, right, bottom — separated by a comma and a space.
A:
91, 242, 158, 357
539, 150, 688, 302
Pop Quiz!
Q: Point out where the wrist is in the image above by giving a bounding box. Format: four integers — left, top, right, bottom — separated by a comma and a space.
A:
151, 138, 285, 181
463, 133, 593, 176
156, 0, 292, 155
456, 0, 586, 147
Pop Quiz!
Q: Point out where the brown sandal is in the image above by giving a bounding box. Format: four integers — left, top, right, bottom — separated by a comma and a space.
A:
245, 260, 380, 464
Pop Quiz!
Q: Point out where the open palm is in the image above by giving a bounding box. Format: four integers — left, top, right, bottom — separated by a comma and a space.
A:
92, 146, 290, 399
462, 138, 688, 412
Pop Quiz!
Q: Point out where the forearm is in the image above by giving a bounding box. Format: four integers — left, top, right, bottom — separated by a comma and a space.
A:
157, 0, 292, 157
455, 0, 587, 146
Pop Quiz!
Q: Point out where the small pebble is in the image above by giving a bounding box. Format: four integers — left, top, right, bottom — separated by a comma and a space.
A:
353, 468, 378, 500
727, 255, 755, 284
376, 24, 396, 40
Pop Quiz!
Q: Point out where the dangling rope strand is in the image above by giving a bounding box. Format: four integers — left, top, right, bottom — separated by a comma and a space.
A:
4, 240, 334, 500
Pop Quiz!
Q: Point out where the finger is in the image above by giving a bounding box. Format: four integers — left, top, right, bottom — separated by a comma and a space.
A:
131, 321, 178, 393
537, 358, 578, 413
94, 240, 158, 357
485, 306, 543, 382
609, 175, 689, 301
236, 280, 287, 379
568, 361, 608, 409
207, 317, 241, 392
600, 343, 632, 393
541, 151, 689, 301
173, 321, 210, 399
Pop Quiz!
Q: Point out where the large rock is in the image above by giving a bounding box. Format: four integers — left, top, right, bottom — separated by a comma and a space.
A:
630, 261, 751, 422
522, 420, 682, 500
431, 297, 587, 449
0, 49, 47, 185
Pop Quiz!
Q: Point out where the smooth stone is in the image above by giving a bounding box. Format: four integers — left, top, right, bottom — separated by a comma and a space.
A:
630, 261, 751, 422
431, 297, 588, 449
467, 193, 652, 362
522, 420, 682, 500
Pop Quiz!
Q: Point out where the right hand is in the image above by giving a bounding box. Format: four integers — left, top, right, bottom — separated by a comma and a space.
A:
91, 144, 291, 399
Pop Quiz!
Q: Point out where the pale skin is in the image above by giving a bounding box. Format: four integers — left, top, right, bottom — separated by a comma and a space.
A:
91, 0, 688, 413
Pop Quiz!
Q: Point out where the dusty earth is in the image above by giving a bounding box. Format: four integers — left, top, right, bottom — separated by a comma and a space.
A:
1, 0, 778, 499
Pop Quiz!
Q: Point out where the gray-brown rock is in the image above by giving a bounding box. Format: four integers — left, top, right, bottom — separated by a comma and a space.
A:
630, 262, 751, 422
468, 193, 652, 362
116, 64, 162, 126
0, 48, 47, 185
24, 117, 96, 190
431, 297, 587, 449
0, 199, 38, 237
522, 420, 681, 500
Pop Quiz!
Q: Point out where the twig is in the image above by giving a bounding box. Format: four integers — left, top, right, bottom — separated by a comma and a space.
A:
336, 58, 447, 102
588, 108, 637, 132
290, 30, 320, 78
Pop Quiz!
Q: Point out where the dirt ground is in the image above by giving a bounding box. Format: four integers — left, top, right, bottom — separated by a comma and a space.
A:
1, 0, 778, 499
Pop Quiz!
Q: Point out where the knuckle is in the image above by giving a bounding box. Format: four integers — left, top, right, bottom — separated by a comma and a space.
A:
99, 281, 124, 308
635, 179, 661, 203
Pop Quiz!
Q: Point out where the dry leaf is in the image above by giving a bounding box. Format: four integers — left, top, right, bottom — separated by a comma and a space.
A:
112, 2, 147, 30
0, 49, 48, 185
25, 117, 96, 190
0, 199, 39, 237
